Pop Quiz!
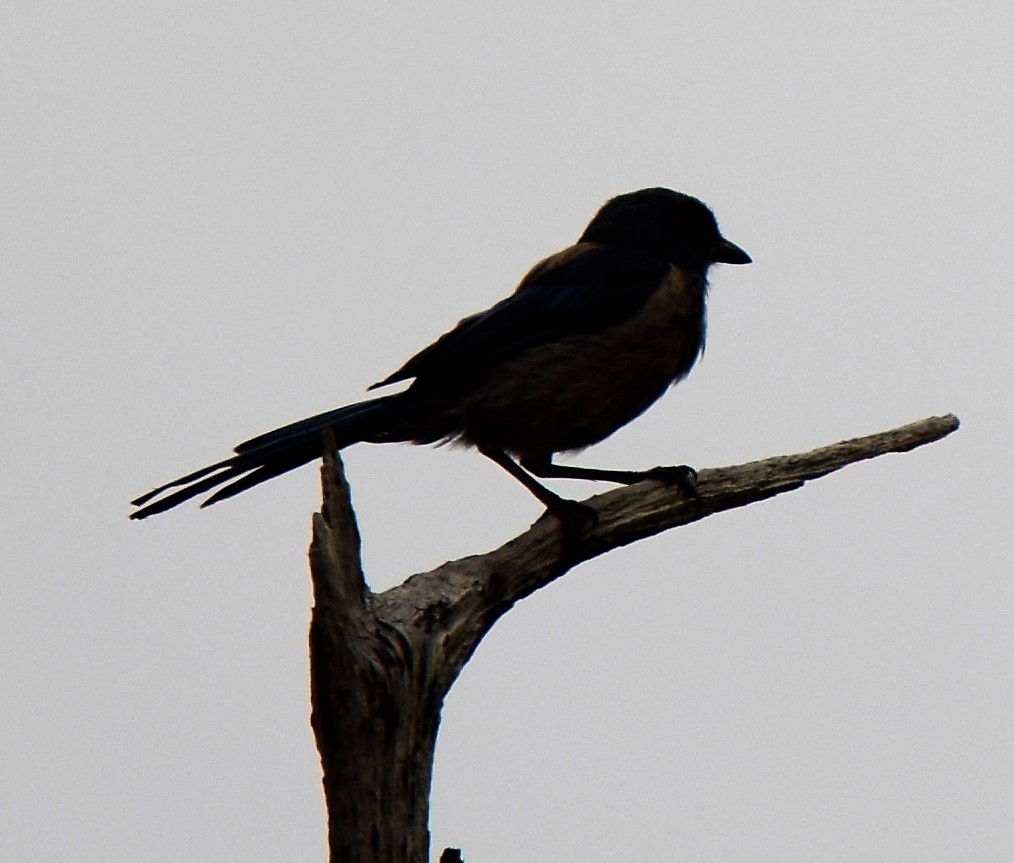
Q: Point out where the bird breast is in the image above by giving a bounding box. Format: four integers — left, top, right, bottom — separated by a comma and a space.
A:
454, 268, 707, 456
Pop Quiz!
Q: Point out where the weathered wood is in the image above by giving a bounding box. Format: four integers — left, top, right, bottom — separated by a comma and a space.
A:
309, 451, 439, 863
308, 414, 959, 862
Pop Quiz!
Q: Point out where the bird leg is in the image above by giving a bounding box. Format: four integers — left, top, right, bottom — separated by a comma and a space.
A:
478, 446, 598, 536
520, 454, 699, 498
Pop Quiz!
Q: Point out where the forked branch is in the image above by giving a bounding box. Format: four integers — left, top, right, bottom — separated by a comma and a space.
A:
308, 413, 959, 863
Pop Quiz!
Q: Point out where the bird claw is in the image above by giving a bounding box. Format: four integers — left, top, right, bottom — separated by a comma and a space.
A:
643, 464, 699, 497
546, 498, 598, 543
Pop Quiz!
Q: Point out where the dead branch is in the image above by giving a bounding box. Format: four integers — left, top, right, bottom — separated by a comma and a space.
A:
308, 413, 959, 862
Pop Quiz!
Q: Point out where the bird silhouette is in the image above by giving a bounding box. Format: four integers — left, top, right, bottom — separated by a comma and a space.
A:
131, 188, 750, 526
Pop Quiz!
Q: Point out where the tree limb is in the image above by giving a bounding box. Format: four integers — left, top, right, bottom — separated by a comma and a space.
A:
308, 413, 959, 862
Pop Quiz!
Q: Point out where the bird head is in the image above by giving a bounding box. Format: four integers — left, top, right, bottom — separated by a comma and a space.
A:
578, 187, 751, 273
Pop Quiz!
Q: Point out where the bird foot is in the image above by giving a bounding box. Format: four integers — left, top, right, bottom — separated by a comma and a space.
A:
545, 498, 598, 544
642, 464, 699, 498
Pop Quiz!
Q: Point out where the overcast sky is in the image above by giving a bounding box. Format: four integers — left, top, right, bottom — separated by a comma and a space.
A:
3, 2, 1012, 861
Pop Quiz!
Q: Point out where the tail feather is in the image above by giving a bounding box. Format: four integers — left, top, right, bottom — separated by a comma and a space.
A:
233, 399, 390, 454
130, 395, 406, 519
130, 458, 234, 507
200, 449, 319, 508
130, 462, 255, 519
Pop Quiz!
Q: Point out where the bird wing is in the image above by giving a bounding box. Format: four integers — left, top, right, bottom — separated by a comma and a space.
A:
370, 243, 671, 389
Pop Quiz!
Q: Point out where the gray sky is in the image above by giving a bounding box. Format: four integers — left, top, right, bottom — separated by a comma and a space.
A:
3, 2, 1012, 861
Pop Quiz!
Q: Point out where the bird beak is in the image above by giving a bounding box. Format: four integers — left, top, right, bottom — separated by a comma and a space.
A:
715, 237, 751, 265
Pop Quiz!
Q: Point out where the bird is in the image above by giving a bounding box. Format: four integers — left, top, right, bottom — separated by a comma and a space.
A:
130, 187, 750, 527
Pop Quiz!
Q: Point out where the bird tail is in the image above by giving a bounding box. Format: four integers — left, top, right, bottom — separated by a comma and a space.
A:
130, 394, 409, 519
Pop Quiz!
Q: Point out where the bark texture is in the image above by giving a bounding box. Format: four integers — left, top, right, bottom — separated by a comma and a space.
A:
308, 414, 959, 862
